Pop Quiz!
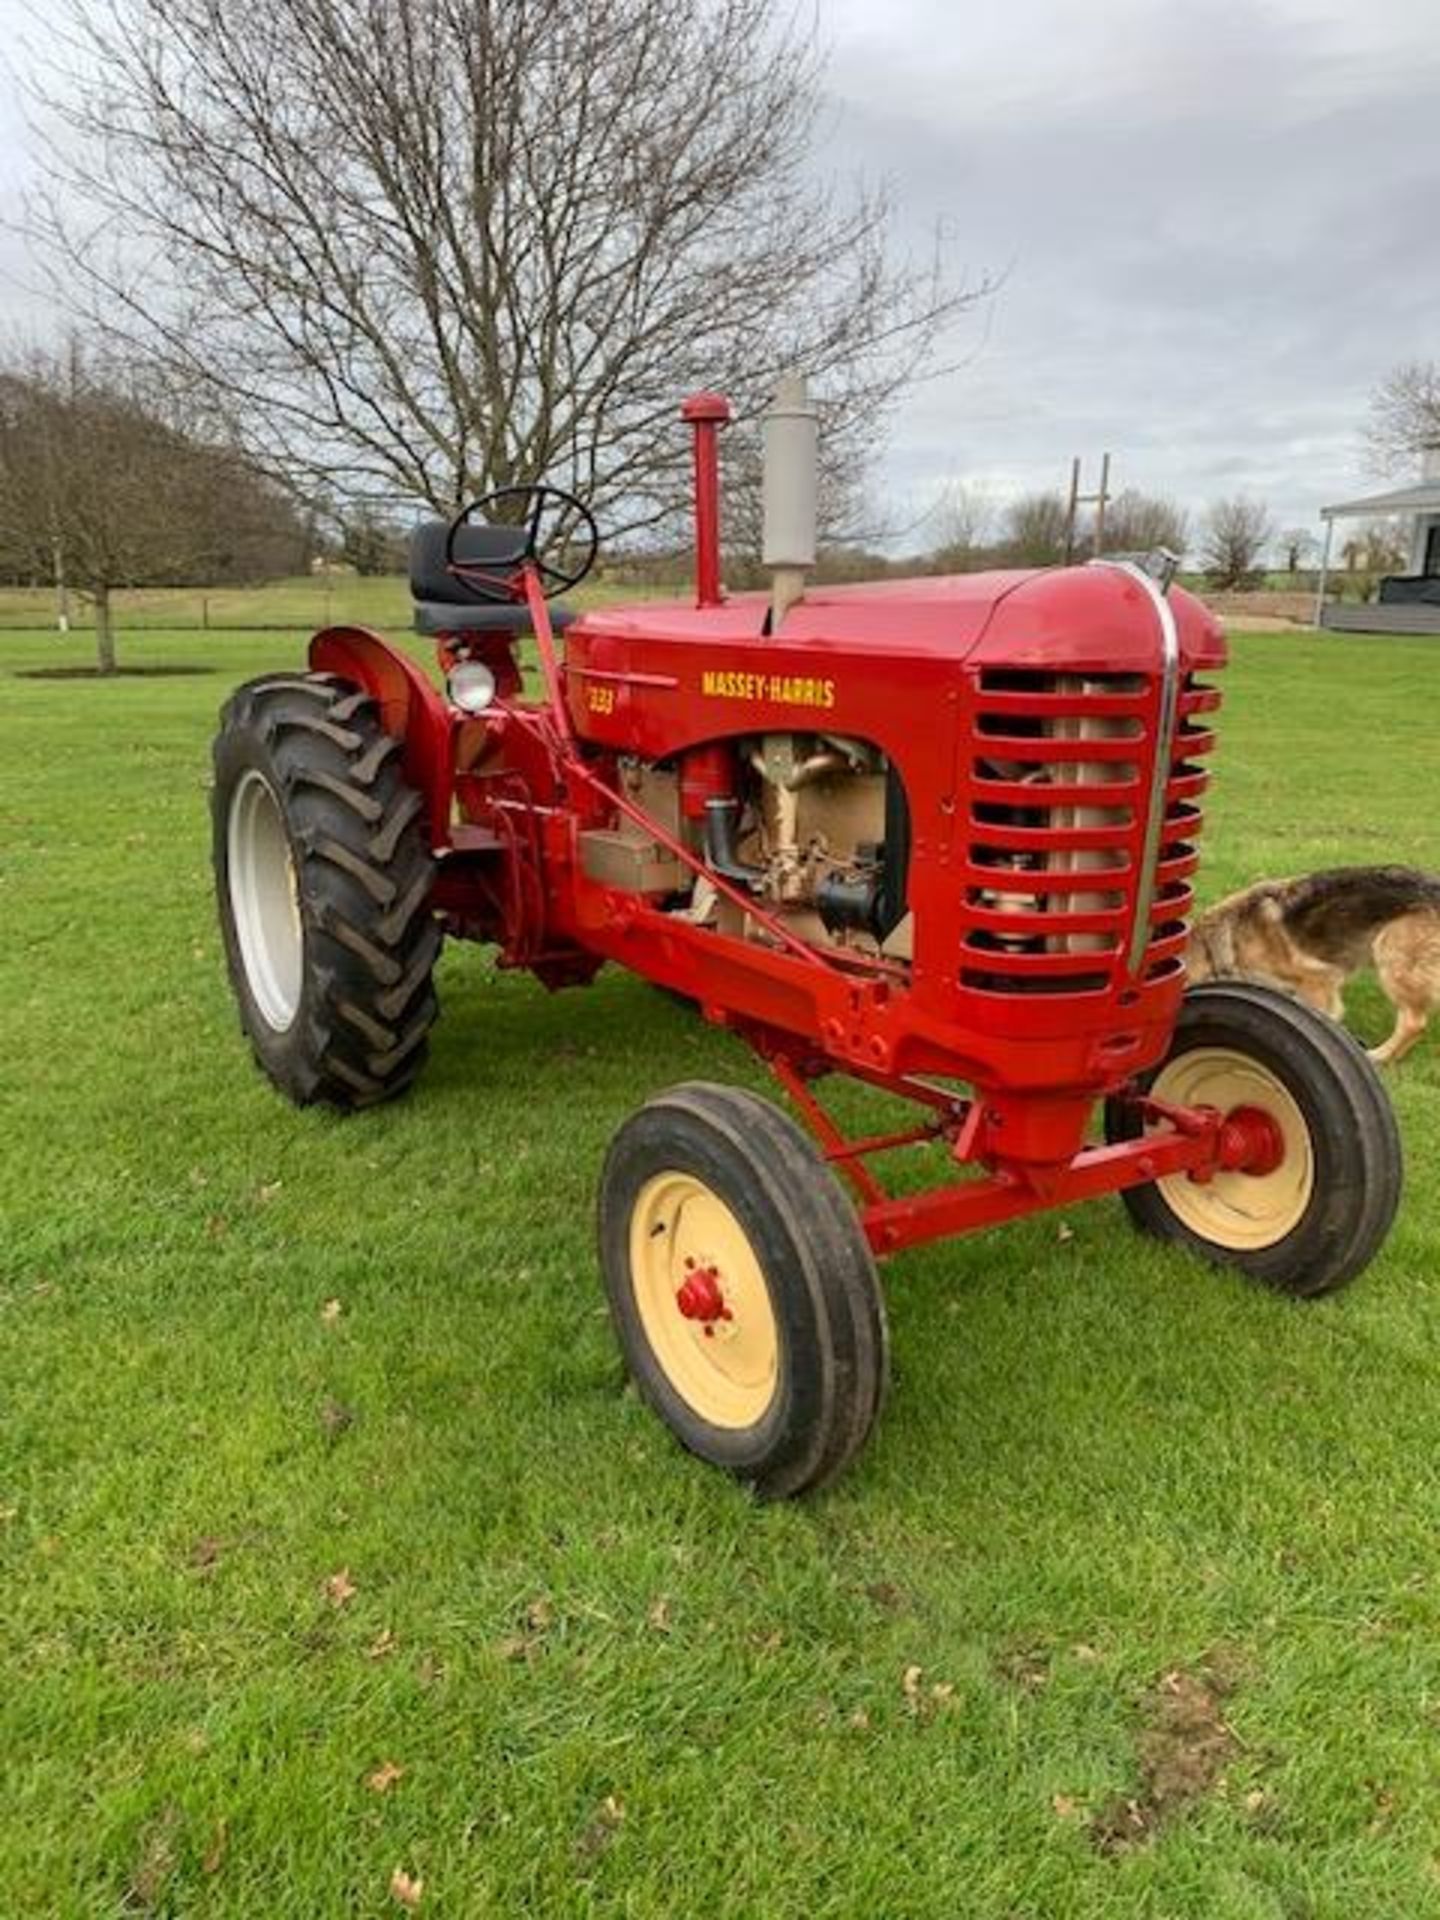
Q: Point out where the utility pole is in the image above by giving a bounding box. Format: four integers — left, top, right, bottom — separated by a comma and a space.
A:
1064, 453, 1113, 564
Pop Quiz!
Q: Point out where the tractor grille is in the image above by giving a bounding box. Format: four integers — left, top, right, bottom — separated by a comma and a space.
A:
959, 667, 1218, 995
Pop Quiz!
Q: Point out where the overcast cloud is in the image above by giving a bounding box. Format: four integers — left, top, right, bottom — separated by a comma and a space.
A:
821, 0, 1438, 541
0, 0, 1433, 545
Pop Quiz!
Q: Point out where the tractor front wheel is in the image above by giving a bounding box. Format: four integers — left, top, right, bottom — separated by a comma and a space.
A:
212, 672, 440, 1109
1104, 981, 1401, 1296
598, 1082, 888, 1498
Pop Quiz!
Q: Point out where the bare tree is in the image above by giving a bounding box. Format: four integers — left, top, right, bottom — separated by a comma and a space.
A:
1101, 489, 1188, 559
1340, 518, 1408, 578
1201, 496, 1273, 591
929, 482, 995, 571
1001, 492, 1069, 567
1279, 527, 1318, 575
0, 340, 302, 671
1368, 361, 1440, 475
31, 0, 987, 542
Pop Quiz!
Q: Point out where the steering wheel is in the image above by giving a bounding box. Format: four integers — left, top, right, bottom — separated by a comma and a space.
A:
444, 484, 600, 601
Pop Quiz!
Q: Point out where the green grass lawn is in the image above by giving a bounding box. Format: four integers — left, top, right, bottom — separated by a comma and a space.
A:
4, 612, 1440, 1918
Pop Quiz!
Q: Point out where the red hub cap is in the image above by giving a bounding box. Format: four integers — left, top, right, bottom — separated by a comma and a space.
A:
1215, 1104, 1287, 1177
675, 1264, 727, 1323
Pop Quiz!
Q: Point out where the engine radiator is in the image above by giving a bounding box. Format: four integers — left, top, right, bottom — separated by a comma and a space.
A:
961, 667, 1218, 995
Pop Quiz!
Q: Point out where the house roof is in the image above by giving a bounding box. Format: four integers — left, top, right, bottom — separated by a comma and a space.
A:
1321, 481, 1440, 520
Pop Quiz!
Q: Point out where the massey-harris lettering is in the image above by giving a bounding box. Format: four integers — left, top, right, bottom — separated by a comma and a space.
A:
701, 668, 836, 708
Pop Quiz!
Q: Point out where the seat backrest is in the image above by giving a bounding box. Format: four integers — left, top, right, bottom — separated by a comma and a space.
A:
409, 519, 530, 607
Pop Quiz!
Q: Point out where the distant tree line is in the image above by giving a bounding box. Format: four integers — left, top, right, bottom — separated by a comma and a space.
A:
0, 342, 311, 670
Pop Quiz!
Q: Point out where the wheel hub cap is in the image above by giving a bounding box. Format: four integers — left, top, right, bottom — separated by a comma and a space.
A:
1150, 1047, 1314, 1250
629, 1172, 778, 1429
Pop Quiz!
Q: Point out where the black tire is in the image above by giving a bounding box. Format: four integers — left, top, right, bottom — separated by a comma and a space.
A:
1104, 981, 1401, 1296
212, 672, 440, 1110
598, 1082, 888, 1498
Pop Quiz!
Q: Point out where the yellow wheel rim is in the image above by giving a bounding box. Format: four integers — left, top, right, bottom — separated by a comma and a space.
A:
1150, 1046, 1314, 1250
629, 1171, 780, 1430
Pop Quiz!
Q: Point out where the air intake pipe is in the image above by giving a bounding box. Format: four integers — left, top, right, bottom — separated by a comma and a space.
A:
762, 373, 819, 627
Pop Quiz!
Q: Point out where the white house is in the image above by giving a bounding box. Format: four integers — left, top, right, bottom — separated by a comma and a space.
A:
1317, 441, 1440, 632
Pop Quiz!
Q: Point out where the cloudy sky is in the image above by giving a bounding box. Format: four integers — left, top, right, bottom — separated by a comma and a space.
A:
0, 0, 1433, 545
820, 0, 1437, 540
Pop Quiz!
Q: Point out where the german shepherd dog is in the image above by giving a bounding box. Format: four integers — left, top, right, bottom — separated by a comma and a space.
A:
1185, 866, 1440, 1065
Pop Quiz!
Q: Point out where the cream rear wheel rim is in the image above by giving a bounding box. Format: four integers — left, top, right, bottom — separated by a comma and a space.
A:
629, 1171, 779, 1430
228, 768, 304, 1032
1150, 1046, 1314, 1250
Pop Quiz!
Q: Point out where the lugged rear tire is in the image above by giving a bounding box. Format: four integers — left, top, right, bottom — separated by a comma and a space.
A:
212, 672, 440, 1110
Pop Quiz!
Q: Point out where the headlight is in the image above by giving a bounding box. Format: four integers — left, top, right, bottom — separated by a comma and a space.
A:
447, 659, 497, 714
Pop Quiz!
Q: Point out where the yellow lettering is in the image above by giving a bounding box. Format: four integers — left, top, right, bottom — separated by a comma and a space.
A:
699, 669, 840, 708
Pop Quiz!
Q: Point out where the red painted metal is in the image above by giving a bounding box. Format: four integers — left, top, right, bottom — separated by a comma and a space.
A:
302, 390, 1249, 1265
676, 1266, 727, 1322
858, 1117, 1220, 1255
681, 391, 731, 608
679, 741, 737, 820
1216, 1104, 1286, 1176
309, 625, 455, 844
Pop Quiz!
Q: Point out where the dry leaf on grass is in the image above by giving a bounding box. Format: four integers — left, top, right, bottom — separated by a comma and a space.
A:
902, 1662, 956, 1720
389, 1866, 424, 1908
202, 1818, 228, 1874
368, 1627, 398, 1661
367, 1761, 405, 1795
997, 1645, 1051, 1692
128, 1805, 181, 1910
323, 1568, 358, 1608
646, 1595, 672, 1634
499, 1596, 556, 1661
320, 1297, 343, 1325
1052, 1794, 1081, 1819
256, 1180, 283, 1203
576, 1794, 626, 1862
320, 1397, 355, 1438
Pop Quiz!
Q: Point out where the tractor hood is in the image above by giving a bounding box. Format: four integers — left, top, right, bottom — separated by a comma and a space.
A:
582, 565, 1224, 677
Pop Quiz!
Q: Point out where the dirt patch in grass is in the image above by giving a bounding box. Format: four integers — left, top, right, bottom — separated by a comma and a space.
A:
1090, 1653, 1241, 1853
14, 664, 215, 680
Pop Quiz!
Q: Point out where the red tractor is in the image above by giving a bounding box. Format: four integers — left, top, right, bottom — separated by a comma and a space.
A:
212, 382, 1400, 1497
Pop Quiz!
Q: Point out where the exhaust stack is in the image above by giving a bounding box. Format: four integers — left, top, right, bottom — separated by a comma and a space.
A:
762, 373, 818, 627
681, 390, 732, 609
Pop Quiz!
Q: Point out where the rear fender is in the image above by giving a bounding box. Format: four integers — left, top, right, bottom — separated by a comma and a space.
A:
310, 625, 454, 847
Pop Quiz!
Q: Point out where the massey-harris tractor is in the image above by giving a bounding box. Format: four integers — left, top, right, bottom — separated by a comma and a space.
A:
212, 380, 1401, 1498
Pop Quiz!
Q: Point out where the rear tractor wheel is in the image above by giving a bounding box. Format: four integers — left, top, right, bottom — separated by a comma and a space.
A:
598, 1082, 888, 1498
212, 672, 441, 1109
1104, 981, 1401, 1296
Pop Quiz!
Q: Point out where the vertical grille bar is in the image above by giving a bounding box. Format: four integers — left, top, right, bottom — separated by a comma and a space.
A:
1088, 560, 1181, 974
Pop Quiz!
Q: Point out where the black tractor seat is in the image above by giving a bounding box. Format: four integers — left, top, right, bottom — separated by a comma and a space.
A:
409, 520, 575, 635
